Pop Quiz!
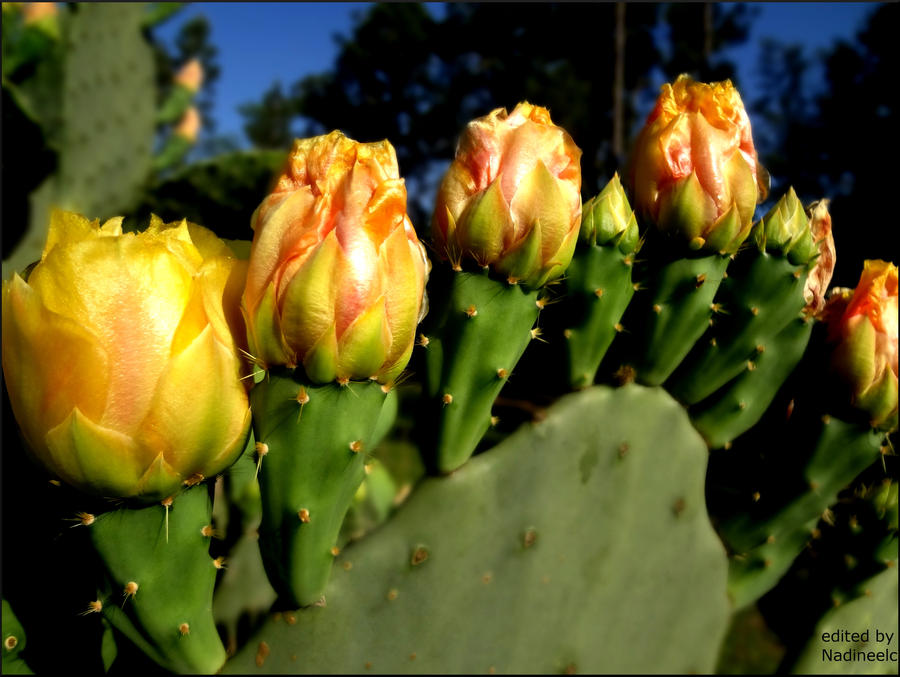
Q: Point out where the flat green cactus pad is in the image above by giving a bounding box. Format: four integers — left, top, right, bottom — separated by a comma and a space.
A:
224, 385, 730, 673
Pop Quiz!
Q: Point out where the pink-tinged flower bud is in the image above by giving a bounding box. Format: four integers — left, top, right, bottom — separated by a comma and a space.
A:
242, 131, 430, 384
628, 74, 769, 254
1, 211, 252, 501
173, 106, 201, 143
802, 199, 836, 316
432, 102, 582, 287
174, 58, 204, 93
823, 260, 898, 430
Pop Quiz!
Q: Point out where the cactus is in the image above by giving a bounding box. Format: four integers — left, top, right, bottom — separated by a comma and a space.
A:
87, 483, 228, 674
2, 599, 33, 675
552, 174, 640, 389
420, 267, 541, 473
251, 371, 390, 608
223, 385, 731, 674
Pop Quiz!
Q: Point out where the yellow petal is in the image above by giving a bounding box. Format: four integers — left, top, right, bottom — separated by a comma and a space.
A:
137, 325, 249, 478
380, 226, 423, 370
336, 296, 390, 380
280, 229, 341, 361
44, 407, 152, 498
2, 275, 109, 455
247, 282, 293, 368
508, 160, 572, 262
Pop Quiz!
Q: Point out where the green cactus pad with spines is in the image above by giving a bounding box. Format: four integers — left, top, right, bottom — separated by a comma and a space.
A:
668, 252, 810, 406
88, 483, 226, 674
560, 244, 635, 389
613, 249, 729, 386
2, 599, 33, 675
788, 566, 898, 674
223, 385, 730, 674
715, 417, 886, 610
251, 373, 388, 608
57, 4, 155, 219
690, 316, 813, 449
3, 3, 156, 278
422, 268, 539, 473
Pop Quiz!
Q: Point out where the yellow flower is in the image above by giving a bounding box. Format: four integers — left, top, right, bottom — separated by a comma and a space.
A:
1, 211, 252, 501
173, 58, 204, 93
241, 131, 429, 384
432, 102, 582, 287
628, 75, 769, 253
823, 260, 898, 430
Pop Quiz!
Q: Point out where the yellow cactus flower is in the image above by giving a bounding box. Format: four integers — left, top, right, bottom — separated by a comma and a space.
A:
823, 260, 898, 430
432, 102, 582, 287
1, 211, 252, 501
241, 131, 430, 384
628, 74, 769, 253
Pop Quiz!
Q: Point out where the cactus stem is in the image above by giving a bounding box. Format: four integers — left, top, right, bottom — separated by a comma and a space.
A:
465, 305, 478, 318
4, 636, 18, 651
618, 442, 629, 459
763, 558, 772, 568
442, 393, 453, 406
79, 599, 103, 616
122, 581, 138, 607
497, 368, 508, 379
331, 546, 341, 557
411, 546, 429, 565
695, 274, 707, 287
179, 622, 190, 636
213, 556, 226, 570
256, 641, 271, 668
594, 288, 605, 298
349, 440, 363, 453
756, 344, 765, 354
364, 464, 373, 475
410, 653, 417, 661
386, 589, 399, 601
313, 596, 327, 608
766, 535, 776, 544
298, 508, 311, 523
793, 269, 802, 279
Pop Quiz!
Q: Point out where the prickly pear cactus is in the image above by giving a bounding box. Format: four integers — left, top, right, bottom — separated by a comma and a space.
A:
224, 385, 731, 673
3, 3, 156, 278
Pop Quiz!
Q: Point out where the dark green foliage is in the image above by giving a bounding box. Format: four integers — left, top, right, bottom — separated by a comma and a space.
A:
224, 385, 731, 674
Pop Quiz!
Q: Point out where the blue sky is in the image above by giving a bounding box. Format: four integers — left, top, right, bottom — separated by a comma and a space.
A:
155, 2, 880, 145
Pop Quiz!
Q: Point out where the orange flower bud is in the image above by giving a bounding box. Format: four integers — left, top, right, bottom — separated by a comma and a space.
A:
174, 58, 204, 93
823, 260, 898, 430
432, 102, 582, 287
174, 106, 201, 143
242, 131, 429, 384
628, 74, 769, 253
1, 211, 252, 500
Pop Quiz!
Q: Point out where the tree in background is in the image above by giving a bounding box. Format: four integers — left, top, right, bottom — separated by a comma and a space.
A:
750, 3, 893, 287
